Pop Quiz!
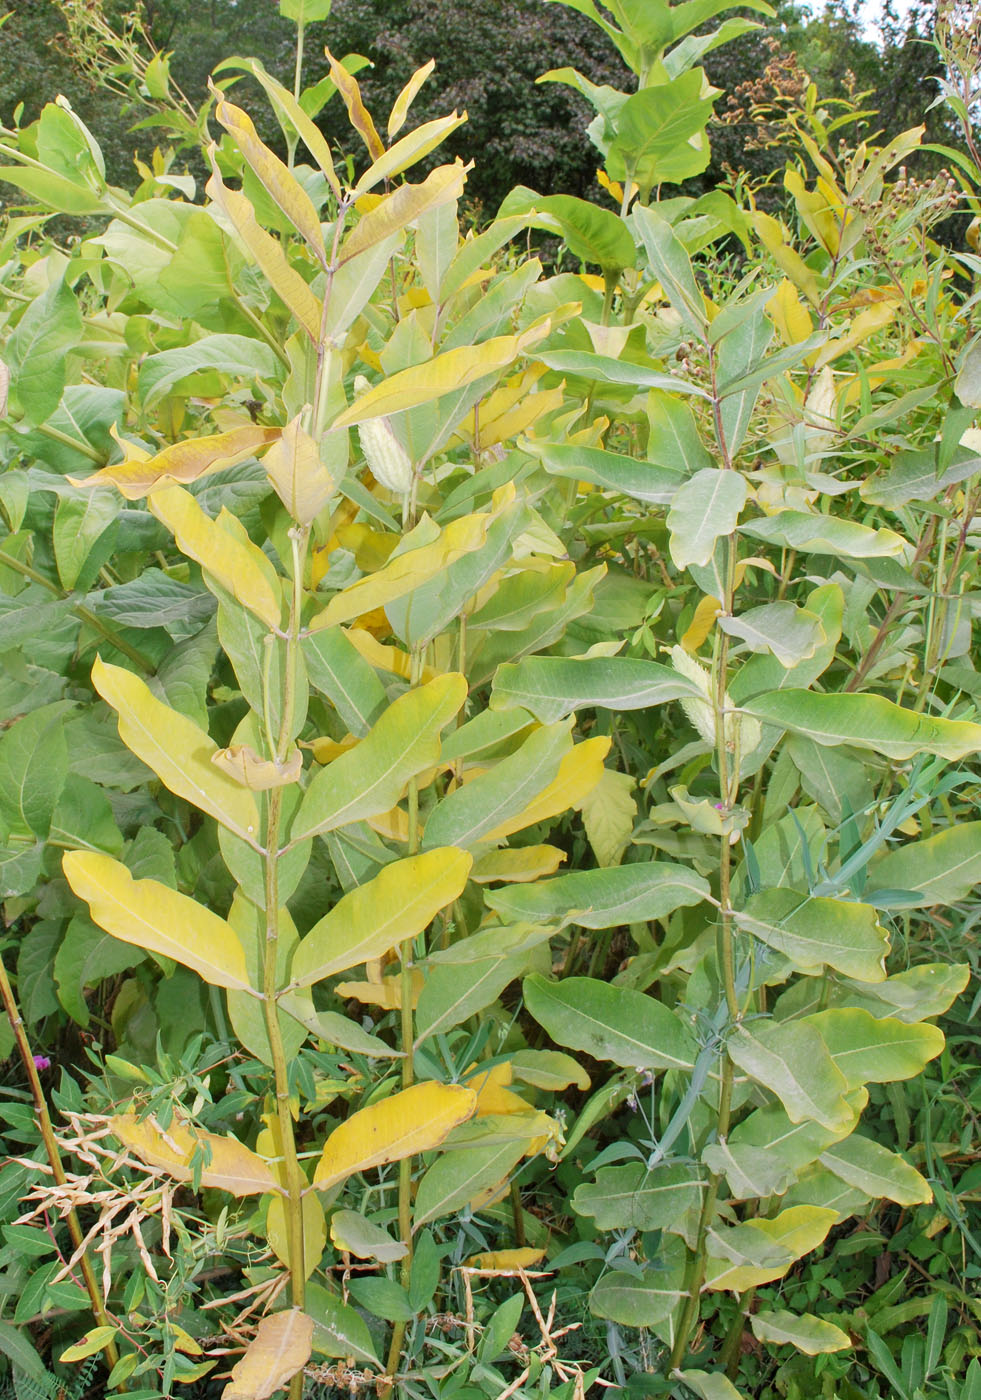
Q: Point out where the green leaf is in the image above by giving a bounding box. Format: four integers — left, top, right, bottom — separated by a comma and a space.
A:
750, 1310, 851, 1356
6, 275, 83, 427
589, 1247, 686, 1328
329, 1210, 407, 1263
955, 341, 981, 408
305, 1282, 380, 1366
742, 690, 981, 761
739, 510, 908, 559
413, 1142, 527, 1227
137, 334, 282, 409
667, 468, 747, 570
534, 442, 684, 504
869, 822, 981, 907
822, 963, 969, 1023
0, 165, 105, 213
489, 860, 709, 929
701, 1141, 796, 1200
535, 349, 709, 397
346, 1278, 413, 1324
416, 955, 526, 1042
498, 187, 635, 271
292, 673, 466, 841
0, 1319, 46, 1379
573, 1163, 705, 1230
729, 1097, 859, 1175
0, 701, 71, 839
53, 493, 121, 592
675, 1369, 747, 1400
803, 1009, 944, 1088
288, 847, 472, 988
302, 627, 387, 736
819, 1134, 931, 1206
735, 890, 889, 982
719, 603, 824, 668
727, 1021, 853, 1129
490, 655, 700, 724
703, 1206, 836, 1292
422, 720, 573, 850
607, 71, 715, 190
524, 974, 696, 1071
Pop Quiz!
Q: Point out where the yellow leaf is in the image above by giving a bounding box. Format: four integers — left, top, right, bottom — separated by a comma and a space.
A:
352, 113, 468, 197
263, 413, 340, 525
71, 425, 281, 500
766, 279, 814, 348
484, 736, 611, 842
171, 1326, 203, 1357
388, 59, 435, 137
839, 340, 923, 407
112, 1112, 279, 1195
206, 163, 323, 342
466, 1248, 545, 1271
754, 211, 820, 306
215, 98, 325, 263
471, 845, 567, 884
681, 594, 722, 652
59, 1327, 118, 1363
326, 47, 385, 159
343, 627, 440, 683
221, 1310, 313, 1400
815, 302, 896, 369
335, 969, 423, 1009
785, 168, 841, 256
306, 734, 358, 764
149, 485, 282, 630
339, 163, 467, 265
313, 1081, 476, 1191
211, 745, 303, 790
288, 847, 473, 988
63, 852, 255, 995
313, 510, 490, 629
332, 326, 551, 427
365, 805, 410, 841
91, 657, 261, 844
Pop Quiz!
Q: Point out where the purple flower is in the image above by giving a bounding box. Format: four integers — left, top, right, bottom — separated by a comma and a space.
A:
33, 1055, 51, 1070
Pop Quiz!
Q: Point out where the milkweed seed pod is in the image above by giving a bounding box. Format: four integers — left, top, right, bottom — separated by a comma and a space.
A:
354, 374, 413, 495
670, 645, 761, 757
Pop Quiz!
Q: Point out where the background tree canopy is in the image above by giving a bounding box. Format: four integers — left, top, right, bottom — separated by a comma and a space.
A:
0, 0, 954, 218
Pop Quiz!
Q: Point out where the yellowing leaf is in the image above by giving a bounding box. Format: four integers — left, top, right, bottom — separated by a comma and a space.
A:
704, 1206, 837, 1292
785, 168, 841, 256
92, 657, 261, 844
288, 847, 473, 988
466, 1248, 545, 1271
325, 47, 385, 160
215, 98, 325, 263
59, 1328, 118, 1363
206, 164, 323, 342
352, 113, 468, 196
313, 1082, 477, 1191
681, 594, 722, 652
225, 59, 340, 199
263, 413, 340, 524
149, 485, 282, 629
332, 326, 551, 427
265, 1194, 326, 1279
211, 745, 303, 790
313, 512, 490, 629
815, 302, 896, 369
222, 1310, 313, 1400
471, 845, 567, 884
71, 425, 281, 500
63, 851, 255, 995
113, 1112, 279, 1195
388, 59, 435, 137
484, 735, 610, 842
339, 163, 467, 265
579, 765, 636, 868
343, 628, 440, 683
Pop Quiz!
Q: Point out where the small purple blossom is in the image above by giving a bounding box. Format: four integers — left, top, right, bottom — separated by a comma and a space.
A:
33, 1055, 51, 1070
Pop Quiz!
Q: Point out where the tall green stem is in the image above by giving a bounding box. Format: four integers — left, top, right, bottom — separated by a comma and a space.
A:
261, 526, 309, 1400
385, 645, 426, 1382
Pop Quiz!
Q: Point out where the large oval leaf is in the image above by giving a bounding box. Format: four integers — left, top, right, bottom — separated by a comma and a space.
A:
524, 974, 696, 1071
313, 1082, 476, 1191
